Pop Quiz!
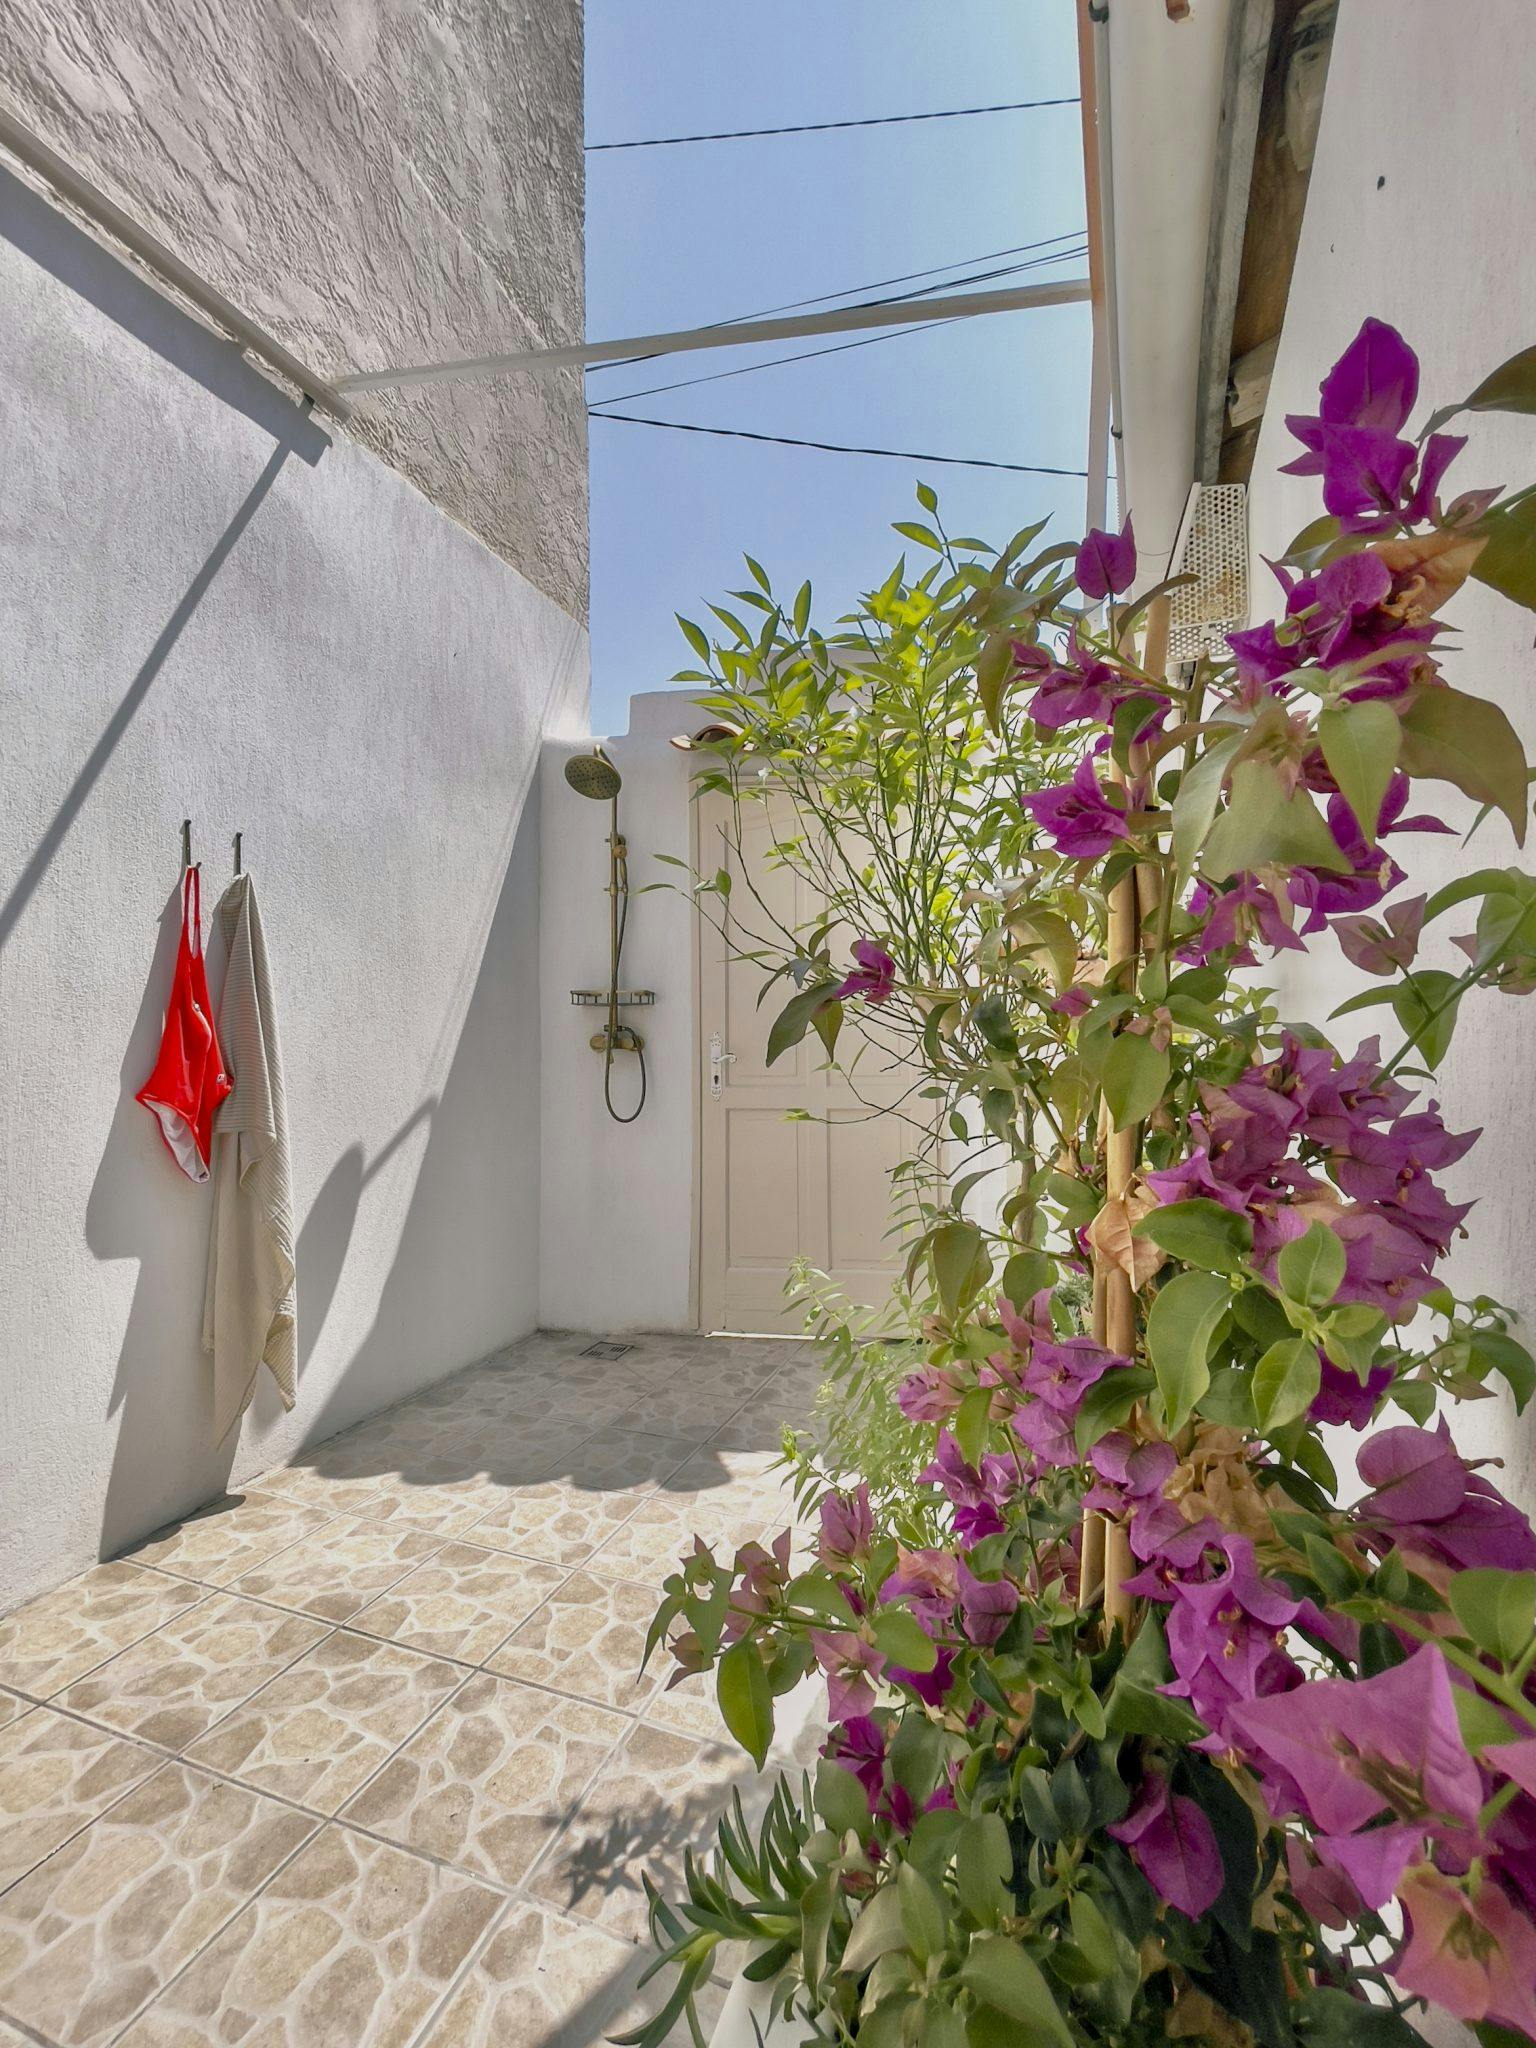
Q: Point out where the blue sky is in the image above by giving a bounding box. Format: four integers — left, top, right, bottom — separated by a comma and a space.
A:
584, 1, 1089, 733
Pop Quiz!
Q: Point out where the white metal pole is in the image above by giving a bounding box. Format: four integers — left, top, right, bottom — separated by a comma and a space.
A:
335, 278, 1091, 395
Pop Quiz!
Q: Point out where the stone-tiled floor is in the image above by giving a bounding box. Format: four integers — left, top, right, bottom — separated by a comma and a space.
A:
0, 1331, 825, 2048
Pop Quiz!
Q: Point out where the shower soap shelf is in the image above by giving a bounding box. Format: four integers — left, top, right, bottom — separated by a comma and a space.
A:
570, 989, 655, 1007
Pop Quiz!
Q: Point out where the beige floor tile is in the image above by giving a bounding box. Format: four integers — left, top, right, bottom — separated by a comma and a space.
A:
529, 1723, 759, 1943
184, 1631, 463, 1814
340, 1672, 625, 1888
349, 1545, 566, 1666
347, 1476, 511, 1543
549, 1425, 697, 1495
0, 1689, 31, 1731
486, 1570, 662, 1715
459, 1484, 645, 1568
54, 1594, 327, 1750
708, 1379, 821, 1453
116, 1823, 499, 2048
585, 1497, 772, 1593
232, 1518, 446, 1625
0, 1706, 161, 1891
0, 1563, 208, 1700
642, 1668, 729, 1745
417, 1900, 657, 2048
122, 1491, 336, 1589
623, 1373, 771, 1442
248, 1460, 394, 1518
0, 1761, 316, 2047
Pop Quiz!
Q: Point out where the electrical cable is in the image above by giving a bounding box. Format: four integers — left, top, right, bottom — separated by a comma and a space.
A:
584, 229, 1087, 378
586, 245, 1087, 408
587, 97, 1080, 151
587, 411, 1088, 476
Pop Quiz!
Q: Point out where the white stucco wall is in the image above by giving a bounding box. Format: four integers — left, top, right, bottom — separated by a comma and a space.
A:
0, 167, 587, 1610
1245, 0, 1536, 1509
538, 692, 699, 1336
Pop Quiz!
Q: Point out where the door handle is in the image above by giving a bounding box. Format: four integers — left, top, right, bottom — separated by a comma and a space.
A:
708, 1032, 736, 1100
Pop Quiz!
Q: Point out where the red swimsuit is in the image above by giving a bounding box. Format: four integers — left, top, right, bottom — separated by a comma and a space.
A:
136, 866, 232, 1183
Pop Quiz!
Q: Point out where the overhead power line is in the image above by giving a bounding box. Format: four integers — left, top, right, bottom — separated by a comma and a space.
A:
587, 97, 1080, 151
587, 411, 1088, 478
587, 245, 1087, 407
585, 230, 1087, 378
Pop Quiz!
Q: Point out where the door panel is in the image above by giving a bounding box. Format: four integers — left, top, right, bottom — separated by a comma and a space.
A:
698, 788, 915, 1334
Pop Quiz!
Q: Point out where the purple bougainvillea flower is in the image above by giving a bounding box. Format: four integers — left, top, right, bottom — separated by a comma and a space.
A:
1010, 1397, 1079, 1468
1357, 1424, 1536, 1574
1075, 513, 1137, 600
1108, 1774, 1224, 1919
1319, 318, 1421, 432
1229, 1642, 1482, 1836
1287, 1837, 1364, 1931
1021, 1335, 1129, 1417
895, 1363, 966, 1422
1486, 1741, 1536, 1803
818, 1483, 874, 1565
832, 939, 897, 1005
1403, 432, 1468, 525
809, 1630, 887, 1722
1394, 1870, 1536, 2035
1310, 1356, 1393, 1430
822, 1713, 888, 1806
955, 1560, 1020, 1647
1334, 894, 1427, 977
1315, 1823, 1426, 1912
1022, 756, 1131, 860
997, 1289, 1054, 1354
919, 1432, 1017, 1543
1181, 873, 1305, 966
879, 1549, 960, 1637
889, 1646, 957, 1708
1021, 623, 1125, 730
1160, 1536, 1302, 1746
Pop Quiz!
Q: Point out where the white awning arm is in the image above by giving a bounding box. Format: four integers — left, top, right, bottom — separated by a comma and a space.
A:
335, 277, 1091, 395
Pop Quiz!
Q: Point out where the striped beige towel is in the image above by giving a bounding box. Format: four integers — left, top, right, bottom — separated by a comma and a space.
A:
202, 872, 296, 1440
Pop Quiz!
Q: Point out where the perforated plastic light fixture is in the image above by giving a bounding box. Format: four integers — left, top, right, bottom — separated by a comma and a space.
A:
1167, 483, 1249, 665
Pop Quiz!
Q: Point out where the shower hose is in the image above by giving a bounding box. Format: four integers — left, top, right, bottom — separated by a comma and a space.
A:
605, 840, 647, 1124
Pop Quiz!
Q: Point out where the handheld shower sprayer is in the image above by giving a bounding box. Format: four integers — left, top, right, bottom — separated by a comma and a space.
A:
563, 747, 648, 1124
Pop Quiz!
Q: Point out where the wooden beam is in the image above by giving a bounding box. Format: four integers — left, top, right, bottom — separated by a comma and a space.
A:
1192, 0, 1274, 483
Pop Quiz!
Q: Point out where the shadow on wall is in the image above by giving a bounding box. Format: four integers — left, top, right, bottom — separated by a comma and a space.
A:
0, 162, 330, 954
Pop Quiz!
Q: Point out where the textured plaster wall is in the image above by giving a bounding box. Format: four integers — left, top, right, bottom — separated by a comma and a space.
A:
0, 0, 587, 616
1246, 0, 1536, 1512
0, 167, 587, 1611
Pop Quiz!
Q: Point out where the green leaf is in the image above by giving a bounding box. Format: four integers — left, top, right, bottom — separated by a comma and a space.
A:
1147, 1270, 1232, 1432
814, 1756, 872, 1836
1317, 699, 1401, 842
1397, 684, 1529, 844
1074, 1366, 1156, 1455
1134, 1198, 1253, 1272
765, 984, 831, 1065
954, 1815, 1012, 1925
1448, 1569, 1536, 1664
1469, 1329, 1536, 1412
793, 579, 812, 634
716, 1640, 773, 1767
897, 1863, 947, 1964
931, 1221, 989, 1321
893, 520, 944, 551
871, 1607, 939, 1674
960, 1938, 1074, 2048
1068, 1893, 1121, 1982
916, 480, 939, 513
1204, 761, 1352, 880
1252, 1338, 1323, 1434
1171, 732, 1244, 890
1001, 1249, 1053, 1307
1111, 692, 1166, 771
840, 1882, 909, 1977
676, 613, 712, 664
1390, 968, 1464, 1069
1277, 1222, 1346, 1307
1101, 1034, 1170, 1132
954, 1384, 993, 1469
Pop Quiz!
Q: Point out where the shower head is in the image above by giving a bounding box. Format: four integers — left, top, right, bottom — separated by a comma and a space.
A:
564, 748, 623, 801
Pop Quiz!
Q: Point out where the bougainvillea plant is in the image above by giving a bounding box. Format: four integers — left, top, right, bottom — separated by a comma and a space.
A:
621, 322, 1536, 2048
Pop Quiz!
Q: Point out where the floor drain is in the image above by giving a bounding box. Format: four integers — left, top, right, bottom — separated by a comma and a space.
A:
578, 1340, 635, 1360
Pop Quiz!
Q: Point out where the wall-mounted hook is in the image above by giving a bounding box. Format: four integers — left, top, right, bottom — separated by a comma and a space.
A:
180, 819, 193, 877
233, 831, 243, 876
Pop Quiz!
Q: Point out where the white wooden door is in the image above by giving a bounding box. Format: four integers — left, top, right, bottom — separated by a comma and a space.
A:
697, 788, 914, 1334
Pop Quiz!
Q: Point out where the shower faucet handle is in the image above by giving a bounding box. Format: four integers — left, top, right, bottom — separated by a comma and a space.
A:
708, 1032, 736, 1100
